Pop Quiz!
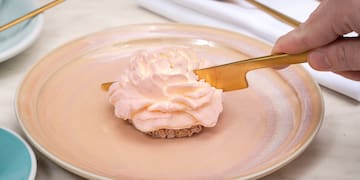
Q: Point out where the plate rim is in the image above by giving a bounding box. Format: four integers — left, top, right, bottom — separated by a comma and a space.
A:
15, 23, 324, 179
242, 92, 324, 179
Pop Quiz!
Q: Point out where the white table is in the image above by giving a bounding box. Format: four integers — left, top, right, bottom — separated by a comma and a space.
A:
1, 0, 359, 179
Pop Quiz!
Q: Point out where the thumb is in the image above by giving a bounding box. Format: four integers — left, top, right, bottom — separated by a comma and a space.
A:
308, 38, 360, 72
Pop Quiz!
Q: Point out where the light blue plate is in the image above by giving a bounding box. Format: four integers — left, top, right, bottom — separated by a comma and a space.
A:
0, 128, 36, 180
0, 0, 43, 62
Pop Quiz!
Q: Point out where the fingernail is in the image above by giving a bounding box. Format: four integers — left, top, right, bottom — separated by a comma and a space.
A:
308, 52, 332, 70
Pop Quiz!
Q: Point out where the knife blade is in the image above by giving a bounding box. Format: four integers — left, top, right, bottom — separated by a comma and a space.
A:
193, 53, 308, 91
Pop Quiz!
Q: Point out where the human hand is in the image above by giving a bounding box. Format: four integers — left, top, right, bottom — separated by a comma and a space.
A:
272, 0, 360, 81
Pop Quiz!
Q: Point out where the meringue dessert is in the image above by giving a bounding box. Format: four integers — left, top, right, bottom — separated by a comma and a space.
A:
108, 48, 223, 138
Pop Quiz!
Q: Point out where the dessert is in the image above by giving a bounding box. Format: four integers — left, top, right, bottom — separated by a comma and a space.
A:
108, 48, 223, 138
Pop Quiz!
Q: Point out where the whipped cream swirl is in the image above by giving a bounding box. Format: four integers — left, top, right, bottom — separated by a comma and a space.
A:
108, 48, 223, 132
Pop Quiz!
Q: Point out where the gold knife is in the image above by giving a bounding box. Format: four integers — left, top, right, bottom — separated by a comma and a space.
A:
193, 53, 308, 91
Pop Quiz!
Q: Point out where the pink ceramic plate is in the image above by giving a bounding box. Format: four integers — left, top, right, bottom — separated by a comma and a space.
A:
16, 24, 323, 179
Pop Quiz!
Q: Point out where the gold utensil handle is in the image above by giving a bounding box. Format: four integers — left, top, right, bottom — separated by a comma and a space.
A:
242, 52, 308, 71
245, 0, 300, 27
0, 0, 65, 32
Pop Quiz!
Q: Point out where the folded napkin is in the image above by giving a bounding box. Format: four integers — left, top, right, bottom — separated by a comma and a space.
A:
138, 0, 360, 101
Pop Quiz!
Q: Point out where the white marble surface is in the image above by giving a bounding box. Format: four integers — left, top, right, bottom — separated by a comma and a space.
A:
0, 0, 359, 179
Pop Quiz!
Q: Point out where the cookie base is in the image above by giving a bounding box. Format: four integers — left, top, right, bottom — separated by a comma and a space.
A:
146, 125, 203, 139
127, 119, 203, 138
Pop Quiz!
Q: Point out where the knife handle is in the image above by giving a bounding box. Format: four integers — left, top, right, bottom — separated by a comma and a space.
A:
242, 52, 308, 72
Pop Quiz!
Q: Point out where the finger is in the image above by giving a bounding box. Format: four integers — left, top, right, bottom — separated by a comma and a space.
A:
308, 38, 360, 72
272, 65, 289, 70
272, 0, 359, 54
335, 71, 360, 81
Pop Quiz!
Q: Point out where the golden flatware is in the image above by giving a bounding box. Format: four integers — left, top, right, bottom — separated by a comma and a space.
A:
102, 82, 113, 91
0, 0, 65, 32
244, 0, 300, 27
194, 53, 308, 91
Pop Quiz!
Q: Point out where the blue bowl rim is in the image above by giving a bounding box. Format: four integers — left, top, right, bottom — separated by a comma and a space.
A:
0, 2, 44, 63
0, 127, 37, 180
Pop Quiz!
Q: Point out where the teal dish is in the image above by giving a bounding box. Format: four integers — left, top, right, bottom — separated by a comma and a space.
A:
0, 0, 43, 62
0, 128, 36, 180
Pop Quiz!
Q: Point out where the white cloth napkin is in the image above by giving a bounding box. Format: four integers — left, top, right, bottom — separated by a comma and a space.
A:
138, 0, 360, 101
